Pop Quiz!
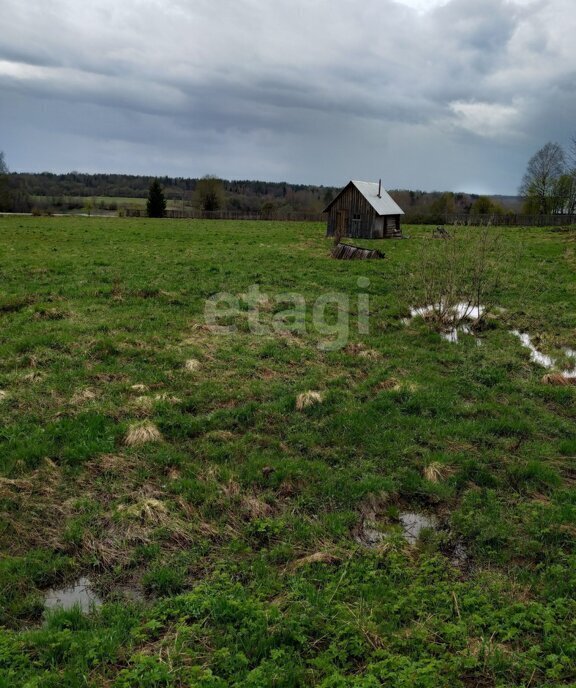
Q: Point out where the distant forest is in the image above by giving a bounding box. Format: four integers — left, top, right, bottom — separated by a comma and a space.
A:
5, 171, 522, 219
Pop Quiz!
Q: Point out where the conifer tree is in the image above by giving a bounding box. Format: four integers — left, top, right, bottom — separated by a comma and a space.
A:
147, 179, 166, 217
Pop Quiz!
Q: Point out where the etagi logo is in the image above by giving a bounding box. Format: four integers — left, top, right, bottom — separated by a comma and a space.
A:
204, 277, 371, 351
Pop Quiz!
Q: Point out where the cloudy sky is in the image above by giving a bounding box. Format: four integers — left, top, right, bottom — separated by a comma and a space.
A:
1, 0, 575, 193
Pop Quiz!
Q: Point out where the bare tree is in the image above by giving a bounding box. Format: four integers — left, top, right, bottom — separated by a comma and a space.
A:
559, 135, 576, 215
0, 151, 29, 211
568, 135, 576, 171
194, 175, 224, 212
519, 142, 565, 214
0, 151, 8, 175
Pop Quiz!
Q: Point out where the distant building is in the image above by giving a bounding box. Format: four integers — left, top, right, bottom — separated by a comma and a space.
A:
324, 180, 404, 239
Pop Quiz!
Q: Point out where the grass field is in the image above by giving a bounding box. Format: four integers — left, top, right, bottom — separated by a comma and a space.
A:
0, 216, 575, 687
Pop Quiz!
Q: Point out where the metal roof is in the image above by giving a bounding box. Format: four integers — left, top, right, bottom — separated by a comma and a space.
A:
350, 180, 404, 215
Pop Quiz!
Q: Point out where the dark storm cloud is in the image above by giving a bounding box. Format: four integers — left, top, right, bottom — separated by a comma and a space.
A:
1, 0, 575, 192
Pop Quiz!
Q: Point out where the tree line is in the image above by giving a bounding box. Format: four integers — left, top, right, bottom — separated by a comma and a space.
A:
5, 171, 516, 221
4, 146, 576, 220
0, 152, 32, 212
8, 169, 337, 214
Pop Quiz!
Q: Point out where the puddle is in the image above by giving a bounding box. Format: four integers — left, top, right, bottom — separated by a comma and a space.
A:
510, 330, 554, 369
398, 511, 438, 545
408, 302, 484, 343
353, 504, 471, 570
440, 324, 473, 343
113, 585, 146, 603
563, 348, 576, 378
354, 510, 439, 547
510, 331, 576, 376
410, 303, 484, 321
440, 328, 459, 343
355, 522, 387, 547
44, 577, 102, 613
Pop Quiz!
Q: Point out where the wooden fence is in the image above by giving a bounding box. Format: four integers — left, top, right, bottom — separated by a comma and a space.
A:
124, 209, 325, 222
123, 208, 576, 227
436, 213, 576, 227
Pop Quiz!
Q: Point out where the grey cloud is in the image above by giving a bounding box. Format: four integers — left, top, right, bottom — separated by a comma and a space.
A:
1, 0, 575, 193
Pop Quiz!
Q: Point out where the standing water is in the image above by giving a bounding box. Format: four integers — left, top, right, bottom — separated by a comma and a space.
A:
44, 577, 102, 612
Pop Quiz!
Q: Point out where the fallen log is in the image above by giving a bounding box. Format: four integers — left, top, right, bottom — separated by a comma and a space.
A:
331, 243, 384, 260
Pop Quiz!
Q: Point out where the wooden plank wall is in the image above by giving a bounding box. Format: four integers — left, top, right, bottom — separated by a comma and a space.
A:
326, 184, 377, 238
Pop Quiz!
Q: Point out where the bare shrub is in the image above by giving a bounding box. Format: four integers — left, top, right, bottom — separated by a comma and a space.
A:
408, 226, 510, 333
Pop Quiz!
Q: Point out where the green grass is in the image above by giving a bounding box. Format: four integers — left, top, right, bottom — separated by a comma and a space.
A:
0, 216, 575, 686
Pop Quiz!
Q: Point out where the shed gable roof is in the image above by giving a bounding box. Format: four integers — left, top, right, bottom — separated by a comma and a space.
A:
324, 180, 404, 216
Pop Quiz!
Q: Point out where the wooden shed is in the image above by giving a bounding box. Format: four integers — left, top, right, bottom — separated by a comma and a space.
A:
324, 180, 404, 239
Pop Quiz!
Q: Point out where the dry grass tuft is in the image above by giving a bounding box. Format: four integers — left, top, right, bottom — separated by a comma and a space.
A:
33, 307, 69, 320
82, 496, 195, 568
206, 430, 236, 441
124, 421, 163, 446
218, 481, 275, 522
129, 394, 181, 416
0, 390, 8, 401
22, 371, 44, 383
278, 331, 306, 347
128, 396, 154, 419
0, 475, 33, 492
154, 393, 182, 403
541, 373, 576, 386
238, 292, 273, 311
376, 378, 401, 391
130, 383, 149, 392
242, 495, 273, 520
184, 358, 201, 372
221, 479, 241, 499
290, 551, 341, 570
189, 322, 214, 333
296, 391, 323, 410
346, 343, 381, 359
424, 462, 453, 483
117, 498, 169, 524
358, 349, 381, 359
0, 459, 66, 553
95, 453, 134, 475
132, 395, 153, 408
71, 388, 98, 405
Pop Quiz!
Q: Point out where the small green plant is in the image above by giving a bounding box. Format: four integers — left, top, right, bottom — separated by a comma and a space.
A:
142, 566, 187, 597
